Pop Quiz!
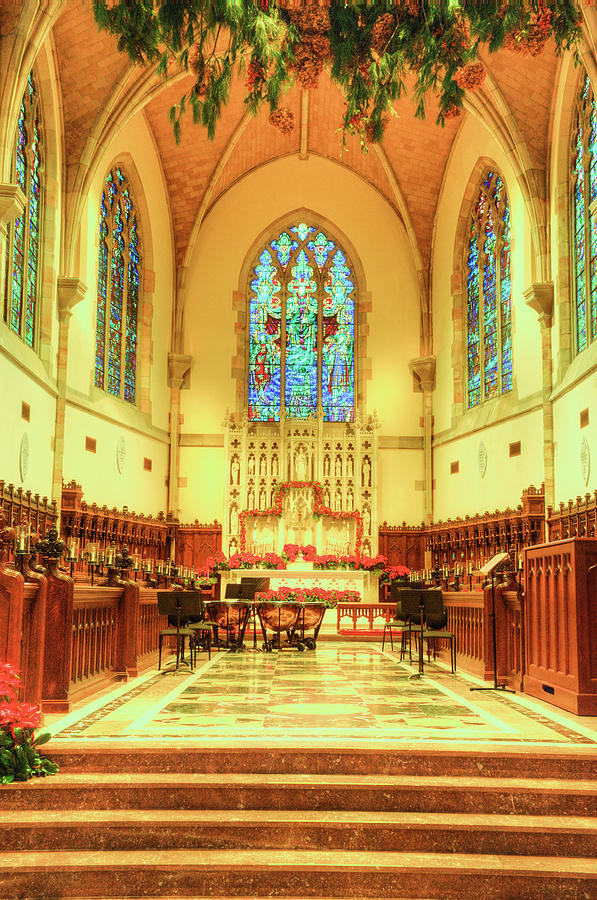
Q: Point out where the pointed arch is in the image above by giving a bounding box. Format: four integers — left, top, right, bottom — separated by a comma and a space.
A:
3, 70, 43, 349
232, 208, 372, 422
94, 164, 143, 405
451, 160, 514, 414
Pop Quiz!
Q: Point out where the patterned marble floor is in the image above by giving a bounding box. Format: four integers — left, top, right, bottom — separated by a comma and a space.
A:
45, 644, 597, 748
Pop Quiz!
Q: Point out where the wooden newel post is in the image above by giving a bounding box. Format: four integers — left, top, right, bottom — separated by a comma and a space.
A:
21, 532, 48, 707
113, 546, 139, 679
38, 527, 73, 714
0, 516, 24, 670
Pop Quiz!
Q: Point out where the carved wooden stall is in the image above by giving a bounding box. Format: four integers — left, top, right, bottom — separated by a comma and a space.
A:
524, 538, 597, 715
61, 480, 177, 566
547, 491, 597, 541
0, 481, 57, 533
175, 521, 222, 571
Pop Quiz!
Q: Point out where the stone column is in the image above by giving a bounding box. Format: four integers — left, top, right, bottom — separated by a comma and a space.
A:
523, 283, 555, 511
0, 183, 26, 315
51, 277, 87, 516
409, 355, 436, 525
167, 352, 193, 522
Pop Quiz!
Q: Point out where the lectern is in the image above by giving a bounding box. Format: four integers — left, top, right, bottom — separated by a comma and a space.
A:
470, 552, 515, 694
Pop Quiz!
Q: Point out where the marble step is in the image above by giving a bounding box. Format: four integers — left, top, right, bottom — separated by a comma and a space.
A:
0, 849, 595, 899
2, 773, 596, 816
45, 744, 597, 779
2, 809, 597, 857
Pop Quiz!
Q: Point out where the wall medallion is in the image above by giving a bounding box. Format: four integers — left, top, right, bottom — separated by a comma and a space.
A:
478, 441, 488, 478
116, 437, 127, 474
19, 432, 29, 482
580, 437, 590, 486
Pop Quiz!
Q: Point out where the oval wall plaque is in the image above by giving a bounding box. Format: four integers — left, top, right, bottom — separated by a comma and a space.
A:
116, 437, 127, 474
581, 437, 590, 486
19, 432, 29, 482
478, 441, 488, 479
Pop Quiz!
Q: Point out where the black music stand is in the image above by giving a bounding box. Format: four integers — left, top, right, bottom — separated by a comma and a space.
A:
240, 577, 270, 650
409, 589, 426, 680
470, 552, 515, 694
157, 590, 203, 675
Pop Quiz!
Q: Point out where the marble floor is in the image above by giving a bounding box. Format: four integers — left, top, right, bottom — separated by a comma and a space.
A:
45, 644, 597, 749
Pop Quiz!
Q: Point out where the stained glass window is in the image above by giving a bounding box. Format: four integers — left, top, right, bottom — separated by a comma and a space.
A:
572, 74, 597, 353
466, 172, 513, 408
248, 224, 355, 422
95, 167, 141, 403
3, 73, 42, 348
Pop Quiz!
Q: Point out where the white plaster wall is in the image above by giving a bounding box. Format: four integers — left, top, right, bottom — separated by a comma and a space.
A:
552, 371, 597, 504
0, 349, 55, 498
61, 111, 174, 513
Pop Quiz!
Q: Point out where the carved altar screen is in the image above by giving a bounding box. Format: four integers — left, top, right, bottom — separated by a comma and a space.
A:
248, 223, 355, 423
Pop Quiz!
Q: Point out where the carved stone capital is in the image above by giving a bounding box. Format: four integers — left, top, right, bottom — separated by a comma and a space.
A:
523, 282, 554, 328
0, 183, 26, 228
57, 276, 87, 323
409, 355, 436, 392
168, 352, 193, 389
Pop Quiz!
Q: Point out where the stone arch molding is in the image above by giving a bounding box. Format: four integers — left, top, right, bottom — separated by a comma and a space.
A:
450, 158, 517, 419
231, 207, 372, 421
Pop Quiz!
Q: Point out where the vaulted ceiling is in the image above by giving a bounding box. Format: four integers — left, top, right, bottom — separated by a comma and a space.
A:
12, 1, 565, 275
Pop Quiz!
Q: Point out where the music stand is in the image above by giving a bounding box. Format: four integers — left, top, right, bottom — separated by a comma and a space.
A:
470, 552, 515, 694
409, 589, 425, 680
157, 590, 203, 675
240, 577, 270, 650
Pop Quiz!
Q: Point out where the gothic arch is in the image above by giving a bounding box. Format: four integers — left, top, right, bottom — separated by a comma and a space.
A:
450, 158, 516, 417
91, 154, 153, 415
231, 207, 372, 420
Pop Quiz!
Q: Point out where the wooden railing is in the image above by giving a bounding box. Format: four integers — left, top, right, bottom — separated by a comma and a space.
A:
547, 491, 597, 541
138, 588, 168, 663
70, 589, 120, 690
337, 603, 394, 634
442, 592, 484, 677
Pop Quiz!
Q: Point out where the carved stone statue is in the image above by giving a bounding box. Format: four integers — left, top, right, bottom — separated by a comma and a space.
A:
323, 455, 330, 476
335, 456, 342, 477
295, 447, 308, 481
334, 487, 342, 510
271, 454, 278, 477
230, 506, 239, 534
229, 537, 238, 554
347, 487, 354, 510
247, 486, 255, 509
248, 454, 255, 476
362, 457, 371, 487
258, 487, 266, 510
231, 457, 240, 485
260, 455, 267, 476
348, 455, 354, 477
363, 507, 371, 535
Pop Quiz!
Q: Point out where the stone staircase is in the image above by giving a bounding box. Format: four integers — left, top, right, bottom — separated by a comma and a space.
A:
0, 746, 596, 898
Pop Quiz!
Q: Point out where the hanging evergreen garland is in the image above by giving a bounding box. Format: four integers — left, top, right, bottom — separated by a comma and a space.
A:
93, 1, 581, 147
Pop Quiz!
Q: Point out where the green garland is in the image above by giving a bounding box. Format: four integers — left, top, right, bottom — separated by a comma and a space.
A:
93, 1, 581, 146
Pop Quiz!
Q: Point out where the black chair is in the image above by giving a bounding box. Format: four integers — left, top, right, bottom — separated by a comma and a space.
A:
397, 589, 426, 662
381, 584, 411, 651
186, 594, 212, 661
157, 591, 200, 671
422, 590, 457, 673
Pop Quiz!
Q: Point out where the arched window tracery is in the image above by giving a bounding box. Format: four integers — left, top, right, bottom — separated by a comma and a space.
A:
248, 222, 355, 423
3, 72, 43, 348
572, 74, 597, 354
466, 171, 512, 408
95, 166, 141, 403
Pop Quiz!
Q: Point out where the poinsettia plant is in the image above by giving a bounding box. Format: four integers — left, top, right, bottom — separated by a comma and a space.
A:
0, 663, 58, 784
283, 543, 317, 562
256, 586, 361, 608
380, 564, 412, 584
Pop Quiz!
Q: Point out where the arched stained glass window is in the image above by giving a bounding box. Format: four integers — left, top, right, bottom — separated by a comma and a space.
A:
3, 73, 42, 348
572, 74, 597, 354
95, 167, 141, 403
248, 223, 355, 422
466, 171, 512, 408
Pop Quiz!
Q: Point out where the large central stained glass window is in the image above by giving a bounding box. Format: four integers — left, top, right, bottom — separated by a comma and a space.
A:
466, 171, 512, 408
248, 223, 355, 422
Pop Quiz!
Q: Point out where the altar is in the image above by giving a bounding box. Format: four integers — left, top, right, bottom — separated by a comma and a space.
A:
222, 564, 379, 605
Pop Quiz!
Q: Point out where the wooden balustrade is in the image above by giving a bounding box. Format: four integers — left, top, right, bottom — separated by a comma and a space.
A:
138, 588, 168, 665
337, 603, 394, 634
70, 590, 120, 691
442, 592, 485, 676
547, 491, 597, 541
0, 481, 57, 534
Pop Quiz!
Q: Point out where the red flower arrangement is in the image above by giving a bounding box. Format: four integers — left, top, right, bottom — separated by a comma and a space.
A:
240, 482, 364, 554
283, 543, 317, 562
228, 551, 287, 570
380, 564, 412, 585
255, 586, 361, 609
0, 662, 58, 783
